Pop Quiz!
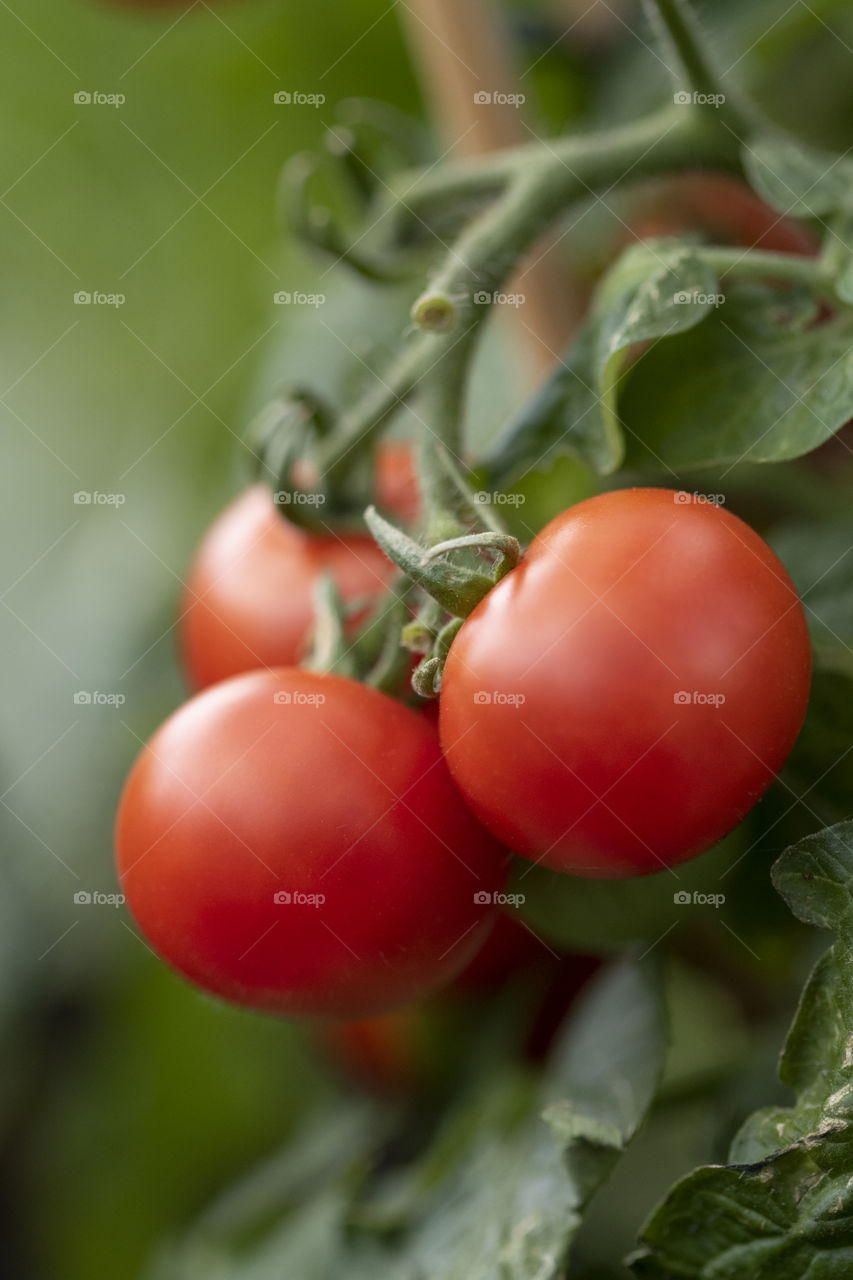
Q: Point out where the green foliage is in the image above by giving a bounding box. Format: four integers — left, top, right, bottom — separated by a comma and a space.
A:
484, 242, 720, 482
621, 298, 853, 471
144, 962, 665, 1279
633, 821, 853, 1278
9, 2, 853, 1278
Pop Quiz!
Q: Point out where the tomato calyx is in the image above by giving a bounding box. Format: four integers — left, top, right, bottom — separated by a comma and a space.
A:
247, 386, 336, 530
411, 617, 464, 698
306, 574, 414, 696
365, 505, 517, 619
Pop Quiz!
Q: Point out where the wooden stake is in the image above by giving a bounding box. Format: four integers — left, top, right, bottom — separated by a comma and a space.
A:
399, 0, 578, 378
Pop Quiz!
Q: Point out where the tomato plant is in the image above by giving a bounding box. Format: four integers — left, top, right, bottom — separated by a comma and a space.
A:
626, 173, 819, 256
93, 0, 853, 1273
115, 668, 508, 1018
439, 489, 811, 877
179, 485, 395, 690
319, 917, 600, 1094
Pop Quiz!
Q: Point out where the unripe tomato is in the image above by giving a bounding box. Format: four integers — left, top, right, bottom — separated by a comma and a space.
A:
115, 669, 508, 1018
440, 488, 811, 878
179, 486, 394, 691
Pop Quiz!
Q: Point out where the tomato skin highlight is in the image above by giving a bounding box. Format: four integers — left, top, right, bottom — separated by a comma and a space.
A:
115, 669, 509, 1018
179, 486, 394, 691
439, 488, 812, 878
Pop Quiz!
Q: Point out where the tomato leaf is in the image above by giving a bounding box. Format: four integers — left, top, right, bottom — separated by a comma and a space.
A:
743, 134, 853, 218
394, 960, 665, 1280
482, 241, 719, 482
631, 819, 853, 1279
145, 962, 664, 1280
771, 520, 853, 674
620, 294, 853, 471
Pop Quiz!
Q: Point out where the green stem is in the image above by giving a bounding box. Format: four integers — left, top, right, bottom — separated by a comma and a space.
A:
415, 328, 479, 540
397, 100, 741, 229
418, 104, 740, 334
320, 103, 741, 490
701, 246, 839, 303
641, 0, 756, 133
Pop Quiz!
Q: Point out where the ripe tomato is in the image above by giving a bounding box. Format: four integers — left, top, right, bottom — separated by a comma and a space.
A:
179, 486, 394, 690
440, 488, 811, 878
450, 907, 556, 990
320, 927, 599, 1093
115, 669, 508, 1018
627, 173, 818, 256
376, 439, 421, 524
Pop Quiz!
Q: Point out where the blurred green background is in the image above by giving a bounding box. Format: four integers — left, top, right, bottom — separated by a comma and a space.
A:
4, 1, 853, 1277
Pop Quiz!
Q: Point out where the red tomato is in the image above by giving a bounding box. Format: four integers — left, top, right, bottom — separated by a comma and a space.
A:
320, 935, 600, 1093
376, 439, 421, 524
319, 1004, 444, 1094
451, 908, 556, 990
179, 486, 394, 690
115, 669, 508, 1018
628, 173, 817, 256
440, 488, 811, 878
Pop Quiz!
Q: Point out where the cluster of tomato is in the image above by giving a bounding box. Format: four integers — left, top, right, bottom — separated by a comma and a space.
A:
114, 443, 811, 1057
